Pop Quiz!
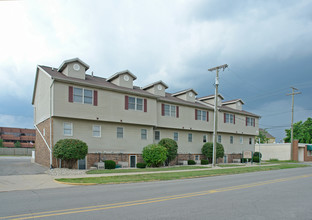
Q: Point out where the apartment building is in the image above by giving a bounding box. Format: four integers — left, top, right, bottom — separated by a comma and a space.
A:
0, 127, 35, 148
32, 58, 260, 169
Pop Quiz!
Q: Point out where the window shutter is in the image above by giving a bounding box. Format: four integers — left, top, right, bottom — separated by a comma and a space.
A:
69, 86, 73, 102
253, 118, 255, 127
161, 104, 165, 116
234, 115, 235, 124
144, 99, 147, 112
224, 113, 226, 123
176, 106, 179, 118
246, 117, 248, 126
195, 109, 198, 120
125, 96, 129, 110
93, 90, 98, 106
207, 111, 209, 122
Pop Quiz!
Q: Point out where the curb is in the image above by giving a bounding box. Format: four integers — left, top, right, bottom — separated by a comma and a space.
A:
53, 179, 97, 186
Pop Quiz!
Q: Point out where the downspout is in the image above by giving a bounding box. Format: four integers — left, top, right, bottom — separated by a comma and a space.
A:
49, 79, 54, 169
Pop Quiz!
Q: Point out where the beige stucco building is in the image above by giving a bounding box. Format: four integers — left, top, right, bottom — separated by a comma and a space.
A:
32, 58, 260, 169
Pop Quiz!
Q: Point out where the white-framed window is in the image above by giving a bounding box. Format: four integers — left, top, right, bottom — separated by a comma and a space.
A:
63, 122, 73, 136
92, 125, 101, 137
141, 129, 147, 140
196, 110, 207, 121
195, 155, 200, 161
240, 136, 243, 144
155, 131, 160, 141
117, 127, 123, 139
203, 134, 207, 143
246, 117, 255, 126
225, 113, 234, 124
188, 133, 193, 142
73, 87, 93, 104
217, 135, 222, 143
164, 104, 177, 117
249, 137, 253, 145
230, 136, 234, 144
174, 132, 179, 142
43, 128, 45, 136
128, 96, 143, 111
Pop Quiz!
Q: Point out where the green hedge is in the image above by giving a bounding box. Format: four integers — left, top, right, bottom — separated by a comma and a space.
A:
201, 159, 209, 165
136, 162, 147, 168
105, 160, 116, 169
188, 160, 196, 165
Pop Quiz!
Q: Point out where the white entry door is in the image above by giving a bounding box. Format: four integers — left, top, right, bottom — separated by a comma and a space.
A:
298, 148, 304, 162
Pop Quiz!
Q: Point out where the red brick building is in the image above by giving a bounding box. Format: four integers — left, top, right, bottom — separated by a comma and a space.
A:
0, 127, 35, 148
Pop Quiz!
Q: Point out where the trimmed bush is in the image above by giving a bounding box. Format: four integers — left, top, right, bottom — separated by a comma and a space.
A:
253, 152, 262, 158
253, 156, 260, 163
158, 138, 178, 165
201, 142, 224, 161
105, 160, 116, 169
142, 144, 168, 167
188, 160, 196, 165
201, 159, 209, 165
136, 162, 147, 168
53, 139, 88, 169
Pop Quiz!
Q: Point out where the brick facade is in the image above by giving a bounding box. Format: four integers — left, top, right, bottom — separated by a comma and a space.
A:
292, 140, 299, 161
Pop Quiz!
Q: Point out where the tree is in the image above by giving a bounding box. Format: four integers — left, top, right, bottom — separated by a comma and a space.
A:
142, 144, 168, 167
53, 139, 88, 169
201, 142, 224, 163
158, 138, 178, 166
284, 117, 312, 144
0, 139, 3, 148
14, 141, 21, 148
256, 129, 269, 144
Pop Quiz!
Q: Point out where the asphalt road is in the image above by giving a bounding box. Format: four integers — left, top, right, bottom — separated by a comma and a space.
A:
1, 166, 312, 220
0, 157, 47, 176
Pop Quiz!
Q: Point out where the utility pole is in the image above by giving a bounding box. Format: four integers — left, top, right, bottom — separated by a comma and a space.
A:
208, 64, 228, 167
286, 87, 301, 161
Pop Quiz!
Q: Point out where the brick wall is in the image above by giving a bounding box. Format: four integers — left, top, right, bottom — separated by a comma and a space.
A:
35, 118, 55, 168
304, 145, 312, 162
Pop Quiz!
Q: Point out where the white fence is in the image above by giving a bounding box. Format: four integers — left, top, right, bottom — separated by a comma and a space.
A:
255, 143, 291, 161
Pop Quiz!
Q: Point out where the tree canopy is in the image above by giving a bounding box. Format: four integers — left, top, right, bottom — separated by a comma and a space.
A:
201, 142, 224, 161
158, 138, 178, 165
284, 117, 312, 144
256, 129, 269, 144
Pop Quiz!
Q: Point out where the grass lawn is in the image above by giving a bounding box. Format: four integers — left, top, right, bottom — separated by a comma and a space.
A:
56, 164, 308, 184
86, 166, 210, 174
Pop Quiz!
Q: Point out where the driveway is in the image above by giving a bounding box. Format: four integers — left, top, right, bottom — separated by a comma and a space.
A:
0, 156, 47, 176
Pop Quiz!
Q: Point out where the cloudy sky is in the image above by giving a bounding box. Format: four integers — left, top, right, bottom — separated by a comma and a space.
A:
0, 0, 311, 142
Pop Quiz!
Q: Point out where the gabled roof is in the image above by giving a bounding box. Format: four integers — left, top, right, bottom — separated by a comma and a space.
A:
259, 128, 275, 138
172, 88, 198, 97
106, 70, 137, 82
222, 99, 245, 105
58, 57, 90, 72
142, 80, 168, 90
197, 94, 224, 101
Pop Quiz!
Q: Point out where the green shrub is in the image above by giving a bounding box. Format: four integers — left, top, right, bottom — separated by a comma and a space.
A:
253, 152, 262, 158
201, 159, 209, 165
253, 156, 260, 163
0, 139, 3, 148
188, 160, 196, 165
14, 141, 21, 148
136, 162, 147, 168
105, 160, 116, 169
158, 138, 178, 165
142, 144, 168, 167
201, 142, 224, 161
53, 139, 88, 169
